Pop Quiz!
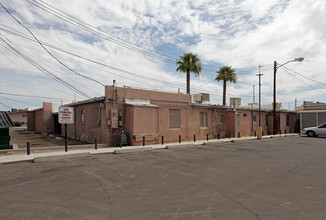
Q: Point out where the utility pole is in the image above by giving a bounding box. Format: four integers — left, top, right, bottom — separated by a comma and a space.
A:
273, 61, 277, 135
253, 85, 255, 105
273, 57, 304, 135
256, 66, 263, 139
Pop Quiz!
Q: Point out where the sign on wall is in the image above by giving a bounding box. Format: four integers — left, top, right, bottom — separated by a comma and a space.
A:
58, 107, 74, 124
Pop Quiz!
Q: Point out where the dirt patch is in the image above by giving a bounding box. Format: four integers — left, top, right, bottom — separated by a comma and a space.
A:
9, 126, 87, 149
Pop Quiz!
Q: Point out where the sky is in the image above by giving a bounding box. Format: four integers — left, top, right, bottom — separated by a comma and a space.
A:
1, 0, 326, 111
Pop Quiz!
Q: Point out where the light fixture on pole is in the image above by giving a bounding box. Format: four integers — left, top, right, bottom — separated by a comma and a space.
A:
273, 57, 304, 135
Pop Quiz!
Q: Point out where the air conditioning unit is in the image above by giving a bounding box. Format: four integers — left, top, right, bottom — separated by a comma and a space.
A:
193, 93, 210, 104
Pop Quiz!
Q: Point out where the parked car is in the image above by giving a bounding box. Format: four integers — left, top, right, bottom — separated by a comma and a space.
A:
301, 122, 326, 137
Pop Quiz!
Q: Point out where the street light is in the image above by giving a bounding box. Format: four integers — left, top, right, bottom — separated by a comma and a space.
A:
273, 57, 304, 135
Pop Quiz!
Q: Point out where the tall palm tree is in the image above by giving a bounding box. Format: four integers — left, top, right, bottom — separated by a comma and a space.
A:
215, 66, 237, 106
176, 53, 202, 94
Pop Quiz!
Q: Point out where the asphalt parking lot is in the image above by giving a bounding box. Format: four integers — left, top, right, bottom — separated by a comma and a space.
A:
1, 136, 326, 220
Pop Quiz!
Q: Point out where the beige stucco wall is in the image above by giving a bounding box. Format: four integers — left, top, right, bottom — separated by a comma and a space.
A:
8, 111, 28, 124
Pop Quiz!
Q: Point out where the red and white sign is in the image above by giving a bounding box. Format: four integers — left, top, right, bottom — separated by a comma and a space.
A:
58, 107, 74, 124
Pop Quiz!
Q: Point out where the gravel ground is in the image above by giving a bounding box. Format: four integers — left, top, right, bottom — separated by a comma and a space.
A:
9, 126, 87, 149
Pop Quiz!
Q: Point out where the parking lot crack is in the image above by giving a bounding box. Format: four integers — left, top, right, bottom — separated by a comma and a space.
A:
287, 164, 300, 173
212, 189, 261, 220
81, 167, 113, 217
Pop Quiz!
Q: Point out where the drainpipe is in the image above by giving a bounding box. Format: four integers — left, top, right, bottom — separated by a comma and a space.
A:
74, 106, 76, 140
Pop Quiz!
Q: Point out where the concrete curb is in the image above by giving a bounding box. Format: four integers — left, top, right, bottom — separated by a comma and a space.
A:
0, 157, 34, 165
34, 152, 91, 162
165, 143, 194, 149
113, 147, 152, 154
0, 134, 300, 165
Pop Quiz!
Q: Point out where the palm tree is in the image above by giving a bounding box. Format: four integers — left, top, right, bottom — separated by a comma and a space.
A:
176, 53, 202, 94
215, 66, 237, 106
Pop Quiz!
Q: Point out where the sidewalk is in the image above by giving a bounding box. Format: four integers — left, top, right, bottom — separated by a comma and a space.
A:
0, 134, 298, 165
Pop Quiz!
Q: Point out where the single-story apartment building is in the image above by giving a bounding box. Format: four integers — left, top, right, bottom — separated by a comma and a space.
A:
27, 86, 298, 146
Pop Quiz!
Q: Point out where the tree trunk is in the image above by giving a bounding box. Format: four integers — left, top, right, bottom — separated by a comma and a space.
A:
186, 69, 190, 94
223, 80, 226, 105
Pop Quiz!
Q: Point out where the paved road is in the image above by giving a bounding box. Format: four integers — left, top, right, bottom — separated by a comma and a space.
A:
1, 136, 326, 219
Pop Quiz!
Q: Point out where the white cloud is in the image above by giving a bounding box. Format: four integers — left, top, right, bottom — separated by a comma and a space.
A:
1, 0, 326, 111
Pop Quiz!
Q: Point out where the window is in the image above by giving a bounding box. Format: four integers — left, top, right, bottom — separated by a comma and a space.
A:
220, 115, 225, 123
253, 115, 257, 122
319, 123, 326, 128
81, 109, 85, 124
243, 113, 247, 117
169, 109, 180, 128
286, 114, 289, 126
266, 115, 268, 126
200, 112, 207, 127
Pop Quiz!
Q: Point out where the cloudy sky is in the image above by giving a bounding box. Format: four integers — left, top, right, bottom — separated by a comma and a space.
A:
1, 0, 326, 111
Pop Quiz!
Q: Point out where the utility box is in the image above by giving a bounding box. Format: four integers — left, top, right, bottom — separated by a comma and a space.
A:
0, 127, 10, 149
0, 111, 14, 149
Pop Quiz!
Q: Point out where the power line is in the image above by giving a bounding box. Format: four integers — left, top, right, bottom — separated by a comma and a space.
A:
0, 95, 38, 106
282, 66, 326, 87
0, 26, 187, 90
0, 2, 105, 87
280, 67, 326, 95
0, 35, 91, 98
0, 36, 102, 97
0, 29, 273, 102
0, 48, 81, 98
0, 92, 62, 100
0, 8, 274, 102
0, 24, 220, 92
23, 0, 225, 71
0, 102, 13, 109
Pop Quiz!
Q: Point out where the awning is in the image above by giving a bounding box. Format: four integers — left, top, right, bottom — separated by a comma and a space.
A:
125, 99, 158, 107
0, 111, 14, 128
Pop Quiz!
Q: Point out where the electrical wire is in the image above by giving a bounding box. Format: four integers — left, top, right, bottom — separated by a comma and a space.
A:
0, 2, 105, 87
0, 35, 92, 98
0, 25, 267, 98
0, 92, 62, 100
0, 48, 82, 98
282, 66, 326, 87
280, 67, 326, 95
0, 102, 13, 109
0, 3, 279, 102
23, 0, 228, 71
0, 95, 38, 106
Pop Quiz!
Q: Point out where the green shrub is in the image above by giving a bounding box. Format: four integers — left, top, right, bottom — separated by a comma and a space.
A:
13, 121, 22, 127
